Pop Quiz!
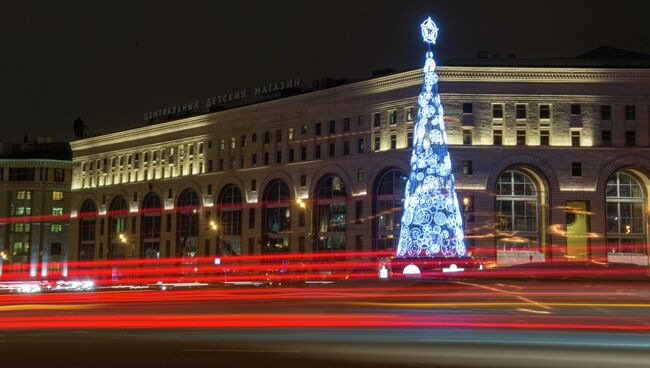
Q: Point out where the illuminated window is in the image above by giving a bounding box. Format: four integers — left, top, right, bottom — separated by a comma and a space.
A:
301, 125, 308, 135
406, 107, 414, 122
315, 175, 347, 251
52, 191, 64, 201
288, 128, 294, 140
606, 171, 646, 255
230, 137, 236, 149
462, 160, 473, 175
218, 184, 243, 239
373, 113, 381, 127
51, 224, 63, 233
462, 129, 472, 145
571, 130, 581, 147
388, 110, 397, 125
52, 207, 63, 215
390, 134, 397, 149
496, 170, 540, 251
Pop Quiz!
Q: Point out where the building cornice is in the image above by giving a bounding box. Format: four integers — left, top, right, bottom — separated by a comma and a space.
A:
71, 66, 650, 152
0, 159, 73, 166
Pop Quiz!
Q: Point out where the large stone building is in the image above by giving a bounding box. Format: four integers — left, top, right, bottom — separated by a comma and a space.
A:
0, 141, 72, 277
68, 48, 650, 268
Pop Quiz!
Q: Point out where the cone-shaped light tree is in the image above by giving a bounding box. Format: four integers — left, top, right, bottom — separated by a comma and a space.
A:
396, 17, 466, 258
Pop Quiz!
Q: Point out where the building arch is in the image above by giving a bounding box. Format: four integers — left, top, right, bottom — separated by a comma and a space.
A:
107, 196, 128, 259
261, 179, 292, 254
313, 173, 349, 252
140, 192, 162, 259
78, 199, 98, 260
494, 166, 550, 265
486, 154, 559, 194
176, 188, 200, 258
216, 183, 243, 255
371, 167, 407, 251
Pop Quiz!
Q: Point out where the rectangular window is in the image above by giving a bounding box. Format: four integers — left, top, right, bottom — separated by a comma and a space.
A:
54, 169, 65, 182
52, 207, 63, 215
300, 175, 307, 187
572, 162, 582, 177
248, 208, 255, 229
220, 139, 225, 150
357, 115, 365, 126
374, 136, 381, 151
300, 146, 307, 160
252, 133, 257, 142
289, 148, 295, 162
571, 104, 581, 115
493, 130, 502, 145
51, 224, 63, 233
251, 154, 257, 167
218, 159, 224, 171
357, 138, 365, 153
276, 150, 282, 164
328, 143, 335, 157
625, 105, 636, 120
492, 104, 504, 119
301, 124, 308, 135
52, 191, 64, 200
462, 129, 472, 145
571, 130, 581, 147
390, 134, 397, 149
463, 160, 473, 175
389, 110, 397, 125
373, 113, 381, 127
516, 104, 527, 120
329, 120, 336, 134
264, 152, 269, 165
357, 168, 364, 183
516, 130, 526, 145
601, 130, 612, 146
601, 105, 612, 120
626, 131, 636, 146
406, 107, 414, 122
315, 123, 321, 136
315, 145, 321, 159
276, 129, 282, 142
343, 118, 350, 132
207, 160, 213, 172
288, 128, 294, 140
343, 141, 350, 155
540, 130, 550, 146
355, 200, 363, 224
462, 103, 473, 114
264, 131, 270, 144
407, 131, 413, 148
251, 179, 257, 192
166, 214, 172, 232
240, 135, 247, 148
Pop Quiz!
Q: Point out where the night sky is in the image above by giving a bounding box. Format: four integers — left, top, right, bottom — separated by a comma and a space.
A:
2, 0, 649, 142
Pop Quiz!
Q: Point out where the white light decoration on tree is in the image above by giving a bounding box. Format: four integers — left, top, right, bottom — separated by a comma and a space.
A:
396, 17, 466, 258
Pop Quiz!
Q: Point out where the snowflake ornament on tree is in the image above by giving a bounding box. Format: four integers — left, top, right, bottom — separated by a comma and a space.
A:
396, 17, 466, 258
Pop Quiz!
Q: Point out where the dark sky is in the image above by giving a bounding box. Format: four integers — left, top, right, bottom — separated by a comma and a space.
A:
2, 0, 649, 142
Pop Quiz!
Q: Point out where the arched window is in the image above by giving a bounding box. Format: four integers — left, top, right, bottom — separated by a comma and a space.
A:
176, 189, 199, 258
78, 200, 97, 260
261, 179, 291, 254
140, 192, 161, 259
218, 184, 243, 255
496, 170, 540, 253
108, 196, 128, 259
373, 169, 406, 250
315, 175, 347, 251
606, 171, 646, 257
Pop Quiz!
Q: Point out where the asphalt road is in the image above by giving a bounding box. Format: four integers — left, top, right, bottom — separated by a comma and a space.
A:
1, 279, 650, 367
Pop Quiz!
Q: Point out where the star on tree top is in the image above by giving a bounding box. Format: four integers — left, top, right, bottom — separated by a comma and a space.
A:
421, 17, 439, 44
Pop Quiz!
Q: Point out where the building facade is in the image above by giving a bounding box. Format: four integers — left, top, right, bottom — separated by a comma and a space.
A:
69, 64, 650, 267
0, 143, 72, 277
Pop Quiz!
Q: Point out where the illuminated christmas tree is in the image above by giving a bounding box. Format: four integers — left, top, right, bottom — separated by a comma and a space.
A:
396, 17, 466, 258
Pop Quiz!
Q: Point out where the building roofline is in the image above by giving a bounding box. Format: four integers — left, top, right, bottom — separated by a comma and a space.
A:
70, 65, 650, 151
